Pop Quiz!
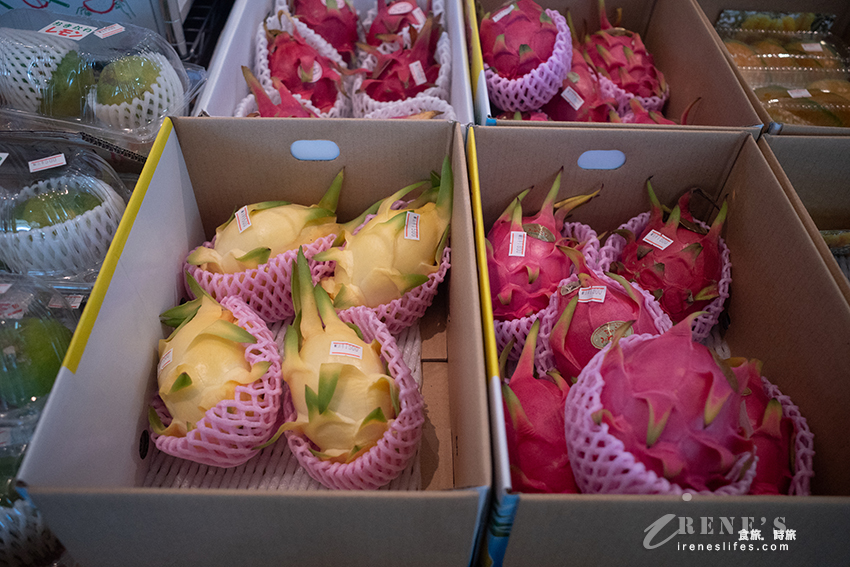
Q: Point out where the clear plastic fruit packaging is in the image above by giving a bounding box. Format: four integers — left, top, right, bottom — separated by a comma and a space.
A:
716, 22, 850, 128
0, 131, 132, 295
0, 273, 77, 567
0, 8, 206, 151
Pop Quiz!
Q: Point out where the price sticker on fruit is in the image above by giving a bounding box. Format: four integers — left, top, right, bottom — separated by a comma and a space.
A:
404, 211, 420, 240
578, 286, 607, 303
235, 206, 252, 233
642, 229, 673, 250
28, 154, 66, 173
508, 231, 527, 257
38, 20, 97, 41
94, 24, 125, 39
329, 341, 363, 359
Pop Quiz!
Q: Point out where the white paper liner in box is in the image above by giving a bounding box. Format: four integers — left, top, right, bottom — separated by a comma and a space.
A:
254, 11, 352, 118
93, 52, 185, 132
0, 28, 75, 114
492, 221, 600, 364
598, 211, 731, 342
0, 499, 61, 567
757, 376, 815, 496
362, 94, 457, 120
484, 9, 571, 113
351, 30, 452, 118
0, 175, 125, 276
233, 90, 322, 118
142, 320, 425, 491
564, 332, 757, 495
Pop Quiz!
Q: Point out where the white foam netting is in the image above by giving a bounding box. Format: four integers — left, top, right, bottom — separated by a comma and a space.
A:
254, 10, 353, 118
0, 498, 61, 567
0, 175, 126, 276
93, 51, 185, 132
0, 28, 75, 113
143, 321, 425, 491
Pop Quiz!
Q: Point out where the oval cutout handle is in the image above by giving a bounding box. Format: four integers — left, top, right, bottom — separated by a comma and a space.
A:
577, 150, 626, 170
290, 140, 340, 161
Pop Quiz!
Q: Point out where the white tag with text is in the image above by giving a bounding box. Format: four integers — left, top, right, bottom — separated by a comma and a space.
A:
561, 86, 585, 110
508, 231, 527, 257
159, 349, 173, 375
388, 1, 414, 15
787, 89, 811, 99
642, 229, 673, 250
38, 20, 97, 41
95, 23, 125, 38
330, 341, 363, 359
404, 211, 420, 240
409, 60, 427, 85
492, 4, 514, 22
235, 206, 252, 233
29, 153, 66, 173
578, 286, 607, 303
801, 42, 823, 52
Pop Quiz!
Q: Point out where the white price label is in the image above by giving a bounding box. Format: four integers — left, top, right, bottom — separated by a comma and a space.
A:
787, 89, 811, 99
29, 153, 66, 173
409, 60, 427, 86
38, 20, 97, 41
388, 1, 414, 15
404, 211, 420, 240
0, 283, 11, 294
492, 4, 514, 22
508, 231, 527, 257
49, 294, 83, 309
159, 349, 173, 375
95, 23, 125, 39
801, 42, 823, 52
412, 7, 426, 24
0, 302, 24, 319
235, 206, 252, 233
642, 229, 673, 251
561, 86, 585, 111
578, 286, 607, 303
329, 341, 363, 359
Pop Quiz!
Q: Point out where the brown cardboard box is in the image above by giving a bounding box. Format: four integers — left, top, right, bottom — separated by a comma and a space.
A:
17, 118, 491, 567
694, 0, 850, 135
469, 125, 850, 566
467, 0, 763, 132
759, 134, 850, 305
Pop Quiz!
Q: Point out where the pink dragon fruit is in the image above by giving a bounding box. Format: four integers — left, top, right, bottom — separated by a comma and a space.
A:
609, 182, 727, 323
496, 109, 551, 121
480, 0, 559, 81
266, 24, 346, 113
732, 359, 795, 495
502, 319, 578, 493
542, 12, 618, 122
242, 65, 317, 118
487, 170, 599, 321
548, 246, 670, 381
359, 17, 441, 102
366, 0, 429, 46
621, 97, 701, 125
582, 0, 668, 111
591, 316, 755, 493
292, 0, 360, 63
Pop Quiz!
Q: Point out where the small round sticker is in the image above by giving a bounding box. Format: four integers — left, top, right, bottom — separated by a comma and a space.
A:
388, 1, 414, 15
310, 60, 323, 83
590, 321, 632, 350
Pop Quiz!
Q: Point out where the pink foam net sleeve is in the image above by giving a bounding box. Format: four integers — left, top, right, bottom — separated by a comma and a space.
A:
535, 270, 673, 378
485, 9, 571, 112
597, 211, 731, 342
150, 295, 283, 468
759, 377, 815, 496
563, 332, 756, 495
283, 306, 425, 489
492, 222, 600, 363
184, 234, 337, 324
597, 74, 669, 119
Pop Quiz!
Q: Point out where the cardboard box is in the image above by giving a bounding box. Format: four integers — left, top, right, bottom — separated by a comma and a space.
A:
17, 118, 491, 567
468, 125, 850, 566
694, 0, 850, 135
465, 0, 763, 132
193, 0, 475, 123
759, 134, 850, 305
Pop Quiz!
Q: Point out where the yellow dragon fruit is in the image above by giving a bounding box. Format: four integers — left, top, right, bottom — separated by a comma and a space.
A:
314, 157, 452, 309
151, 277, 272, 438
269, 249, 399, 463
186, 170, 343, 274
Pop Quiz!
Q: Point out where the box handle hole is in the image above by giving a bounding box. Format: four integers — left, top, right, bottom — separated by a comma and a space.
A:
577, 150, 625, 170
290, 140, 340, 161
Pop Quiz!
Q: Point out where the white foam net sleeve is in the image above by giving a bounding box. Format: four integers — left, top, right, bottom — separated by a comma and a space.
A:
0, 28, 75, 113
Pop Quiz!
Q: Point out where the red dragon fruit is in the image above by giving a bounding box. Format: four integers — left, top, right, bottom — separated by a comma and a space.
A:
590, 316, 755, 493
548, 246, 670, 381
609, 182, 727, 324
495, 109, 550, 121
292, 0, 360, 63
266, 24, 346, 113
621, 97, 701, 125
487, 170, 599, 321
542, 12, 618, 122
479, 0, 559, 81
502, 319, 578, 493
582, 0, 668, 110
242, 66, 317, 118
366, 0, 429, 46
359, 17, 442, 103
731, 359, 796, 495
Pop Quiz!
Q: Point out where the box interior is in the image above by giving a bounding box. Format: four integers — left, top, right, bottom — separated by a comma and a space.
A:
472, 0, 762, 131
471, 125, 850, 565
18, 118, 490, 567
